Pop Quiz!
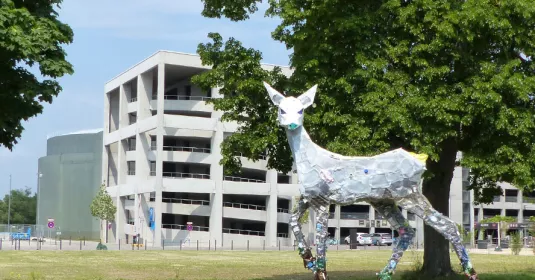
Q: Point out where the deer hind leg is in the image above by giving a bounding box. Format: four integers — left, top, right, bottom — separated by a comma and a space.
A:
311, 199, 330, 280
370, 201, 415, 280
290, 196, 314, 270
398, 193, 479, 280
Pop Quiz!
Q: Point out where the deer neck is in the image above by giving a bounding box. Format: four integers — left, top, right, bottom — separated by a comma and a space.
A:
286, 126, 315, 177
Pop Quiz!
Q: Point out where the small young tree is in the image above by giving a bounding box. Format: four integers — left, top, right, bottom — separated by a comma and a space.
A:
90, 183, 116, 242
510, 232, 522, 255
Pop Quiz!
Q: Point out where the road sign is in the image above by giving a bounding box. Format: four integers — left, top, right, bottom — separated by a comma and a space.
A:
47, 218, 55, 229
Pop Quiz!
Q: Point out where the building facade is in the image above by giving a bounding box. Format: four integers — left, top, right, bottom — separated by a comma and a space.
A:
102, 51, 533, 248
37, 130, 103, 240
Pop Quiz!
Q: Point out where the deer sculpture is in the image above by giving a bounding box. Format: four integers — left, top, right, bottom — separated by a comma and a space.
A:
262, 82, 479, 280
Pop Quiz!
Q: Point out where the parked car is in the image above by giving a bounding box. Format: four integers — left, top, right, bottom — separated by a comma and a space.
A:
371, 233, 393, 246
344, 232, 372, 245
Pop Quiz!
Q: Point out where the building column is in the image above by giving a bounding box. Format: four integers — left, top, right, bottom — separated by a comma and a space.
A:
153, 63, 165, 247
334, 205, 341, 241
266, 170, 278, 247
209, 118, 224, 245
115, 196, 126, 244
369, 206, 377, 234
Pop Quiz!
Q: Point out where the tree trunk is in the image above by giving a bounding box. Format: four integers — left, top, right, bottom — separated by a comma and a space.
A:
421, 138, 458, 277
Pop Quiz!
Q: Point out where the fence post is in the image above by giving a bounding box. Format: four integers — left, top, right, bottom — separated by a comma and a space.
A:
79, 239, 82, 250
119, 239, 121, 250
196, 240, 199, 251
60, 239, 62, 250
0, 238, 2, 250
70, 236, 71, 245
83, 237, 86, 246
180, 240, 182, 251
162, 239, 165, 250
18, 239, 21, 250
209, 240, 211, 251
279, 240, 281, 251
247, 240, 250, 251
145, 239, 147, 250
215, 240, 217, 251
231, 240, 233, 251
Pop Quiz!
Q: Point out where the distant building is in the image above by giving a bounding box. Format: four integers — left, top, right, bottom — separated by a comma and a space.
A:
102, 51, 534, 247
37, 129, 103, 240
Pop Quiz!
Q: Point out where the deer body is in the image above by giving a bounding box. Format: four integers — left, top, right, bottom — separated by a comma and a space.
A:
263, 82, 479, 280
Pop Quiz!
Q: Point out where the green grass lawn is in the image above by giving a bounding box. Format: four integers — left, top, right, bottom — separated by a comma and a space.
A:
0, 250, 533, 280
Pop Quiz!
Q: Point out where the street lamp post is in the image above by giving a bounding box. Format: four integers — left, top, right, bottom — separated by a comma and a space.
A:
37, 172, 43, 237
7, 174, 12, 233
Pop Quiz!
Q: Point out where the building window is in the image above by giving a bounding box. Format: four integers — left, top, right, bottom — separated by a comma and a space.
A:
206, 88, 212, 98
185, 85, 191, 96
127, 137, 136, 151
151, 136, 156, 150
127, 161, 136, 175
129, 113, 137, 125
150, 161, 156, 176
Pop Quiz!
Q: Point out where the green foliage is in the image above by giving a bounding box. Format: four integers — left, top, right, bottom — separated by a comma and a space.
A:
90, 184, 116, 222
510, 232, 523, 255
0, 0, 74, 150
457, 224, 473, 244
195, 0, 535, 274
480, 215, 517, 224
0, 187, 36, 224
290, 196, 309, 224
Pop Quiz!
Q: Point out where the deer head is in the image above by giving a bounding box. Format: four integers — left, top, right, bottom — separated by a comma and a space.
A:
263, 82, 317, 130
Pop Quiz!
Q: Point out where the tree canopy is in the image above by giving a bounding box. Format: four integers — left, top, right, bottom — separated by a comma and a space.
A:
90, 184, 116, 222
0, 187, 36, 224
0, 0, 74, 150
194, 0, 535, 276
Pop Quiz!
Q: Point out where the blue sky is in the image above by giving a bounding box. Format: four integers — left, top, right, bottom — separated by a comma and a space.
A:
0, 0, 291, 197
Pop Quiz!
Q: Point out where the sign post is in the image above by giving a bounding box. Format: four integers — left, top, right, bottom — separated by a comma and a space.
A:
185, 222, 193, 246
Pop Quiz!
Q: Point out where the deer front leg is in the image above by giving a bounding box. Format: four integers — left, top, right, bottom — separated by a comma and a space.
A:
290, 196, 313, 269
313, 204, 330, 280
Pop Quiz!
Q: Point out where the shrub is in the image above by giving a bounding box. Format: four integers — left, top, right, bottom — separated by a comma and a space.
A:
510, 232, 522, 255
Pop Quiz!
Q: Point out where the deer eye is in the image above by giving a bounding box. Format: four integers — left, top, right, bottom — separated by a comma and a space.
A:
298, 109, 303, 114
280, 109, 286, 114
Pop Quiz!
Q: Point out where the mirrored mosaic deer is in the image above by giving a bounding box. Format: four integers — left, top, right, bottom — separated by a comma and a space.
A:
263, 82, 479, 280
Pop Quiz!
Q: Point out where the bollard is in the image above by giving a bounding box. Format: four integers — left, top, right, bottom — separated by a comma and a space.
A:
83, 237, 85, 246
180, 240, 182, 251
0, 238, 2, 250
279, 240, 281, 251
208, 240, 211, 251
215, 240, 217, 251
247, 240, 250, 251
79, 239, 82, 250
69, 236, 72, 245
60, 239, 62, 250
132, 242, 134, 250
231, 240, 233, 251
263, 240, 265, 251
196, 240, 199, 251
145, 240, 147, 250
162, 240, 165, 250
18, 239, 21, 250
138, 240, 140, 250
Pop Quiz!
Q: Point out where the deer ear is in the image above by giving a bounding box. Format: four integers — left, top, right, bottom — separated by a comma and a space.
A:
263, 82, 285, 106
298, 85, 317, 108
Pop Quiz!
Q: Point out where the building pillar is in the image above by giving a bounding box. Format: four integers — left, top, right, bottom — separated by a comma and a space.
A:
153, 63, 165, 246
334, 205, 341, 241
369, 206, 376, 234
115, 196, 126, 244
266, 170, 278, 247
209, 116, 224, 245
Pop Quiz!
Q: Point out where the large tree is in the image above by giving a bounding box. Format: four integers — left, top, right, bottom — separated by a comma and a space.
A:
0, 187, 37, 224
0, 0, 74, 150
194, 0, 535, 277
